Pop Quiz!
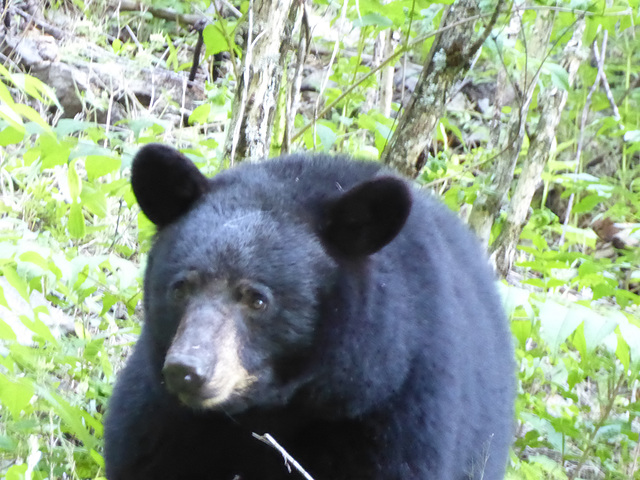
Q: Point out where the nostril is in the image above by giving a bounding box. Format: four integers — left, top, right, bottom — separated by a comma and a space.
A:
162, 355, 206, 395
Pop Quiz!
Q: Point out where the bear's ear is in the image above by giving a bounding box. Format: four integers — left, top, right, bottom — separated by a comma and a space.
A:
131, 144, 209, 227
321, 177, 412, 256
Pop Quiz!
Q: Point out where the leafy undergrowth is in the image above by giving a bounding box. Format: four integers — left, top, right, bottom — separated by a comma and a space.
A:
0, 73, 638, 480
1, 5, 640, 480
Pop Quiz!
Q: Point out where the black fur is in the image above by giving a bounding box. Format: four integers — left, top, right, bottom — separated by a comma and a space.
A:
105, 144, 514, 480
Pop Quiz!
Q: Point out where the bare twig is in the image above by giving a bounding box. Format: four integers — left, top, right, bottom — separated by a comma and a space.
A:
560, 32, 608, 245
216, 0, 242, 19
252, 433, 315, 480
592, 37, 620, 121
122, 24, 141, 48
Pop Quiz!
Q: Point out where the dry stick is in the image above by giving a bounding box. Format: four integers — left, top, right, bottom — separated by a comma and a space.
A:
252, 433, 315, 480
559, 31, 607, 246
125, 24, 142, 49
593, 39, 621, 122
216, 0, 242, 19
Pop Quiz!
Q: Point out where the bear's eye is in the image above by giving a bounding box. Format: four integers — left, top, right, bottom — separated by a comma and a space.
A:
169, 270, 200, 303
249, 294, 268, 311
237, 283, 270, 312
246, 290, 269, 311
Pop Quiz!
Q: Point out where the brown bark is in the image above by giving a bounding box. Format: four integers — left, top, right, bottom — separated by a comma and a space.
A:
381, 0, 503, 178
491, 19, 585, 276
224, 0, 300, 163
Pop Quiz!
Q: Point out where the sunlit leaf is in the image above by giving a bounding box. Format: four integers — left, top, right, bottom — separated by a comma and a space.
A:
68, 202, 86, 239
85, 155, 121, 181
0, 373, 34, 419
538, 301, 582, 354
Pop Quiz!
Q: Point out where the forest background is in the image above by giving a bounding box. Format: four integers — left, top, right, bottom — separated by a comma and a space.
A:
0, 0, 639, 478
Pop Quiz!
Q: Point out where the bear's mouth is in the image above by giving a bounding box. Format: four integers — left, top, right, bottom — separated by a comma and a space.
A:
171, 373, 258, 412
175, 388, 255, 414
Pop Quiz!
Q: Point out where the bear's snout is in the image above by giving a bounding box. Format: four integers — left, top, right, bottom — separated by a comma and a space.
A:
163, 354, 207, 396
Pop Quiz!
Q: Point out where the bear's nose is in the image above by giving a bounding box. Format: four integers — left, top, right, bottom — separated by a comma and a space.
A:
162, 354, 207, 395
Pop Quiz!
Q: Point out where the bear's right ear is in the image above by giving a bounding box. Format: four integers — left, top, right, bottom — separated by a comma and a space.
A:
321, 176, 412, 257
131, 144, 209, 228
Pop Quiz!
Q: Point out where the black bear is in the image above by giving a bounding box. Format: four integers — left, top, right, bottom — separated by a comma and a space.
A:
104, 144, 514, 480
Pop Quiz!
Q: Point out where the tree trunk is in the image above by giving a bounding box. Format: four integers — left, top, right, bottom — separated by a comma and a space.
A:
224, 0, 300, 163
467, 4, 553, 247
491, 19, 585, 276
381, 0, 503, 178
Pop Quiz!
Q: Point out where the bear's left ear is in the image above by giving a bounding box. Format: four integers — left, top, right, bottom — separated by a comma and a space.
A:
321, 176, 412, 256
131, 144, 209, 228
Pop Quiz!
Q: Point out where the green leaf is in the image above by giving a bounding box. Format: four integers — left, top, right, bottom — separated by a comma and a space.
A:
352, 13, 393, 28
581, 308, 619, 354
313, 123, 337, 151
39, 389, 97, 450
538, 300, 582, 354
112, 38, 123, 54
0, 125, 25, 146
68, 161, 82, 201
0, 101, 23, 129
90, 449, 105, 468
12, 103, 52, 133
5, 463, 27, 480
189, 104, 211, 125
21, 307, 58, 346
512, 320, 532, 348
2, 266, 29, 302
68, 202, 86, 239
0, 318, 17, 341
573, 194, 604, 214
0, 283, 7, 308
616, 328, 630, 372
85, 155, 122, 181
0, 373, 34, 419
40, 135, 71, 169
165, 33, 179, 71
75, 321, 91, 340
80, 186, 108, 218
19, 251, 48, 271
573, 322, 587, 360
203, 24, 228, 57
11, 72, 61, 108
0, 434, 17, 451
619, 322, 640, 365
543, 62, 570, 91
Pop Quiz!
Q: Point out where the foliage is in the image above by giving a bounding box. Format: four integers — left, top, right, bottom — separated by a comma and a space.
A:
0, 0, 639, 479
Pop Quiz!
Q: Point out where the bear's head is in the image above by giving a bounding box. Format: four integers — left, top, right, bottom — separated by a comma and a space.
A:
131, 144, 412, 414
